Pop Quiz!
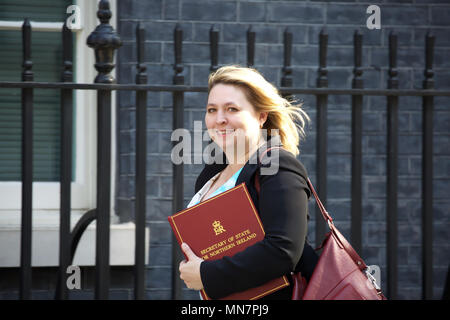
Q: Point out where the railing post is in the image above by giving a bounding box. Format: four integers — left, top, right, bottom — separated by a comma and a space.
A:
315, 29, 328, 247
134, 22, 147, 300
351, 30, 363, 255
57, 22, 73, 300
247, 26, 255, 68
20, 18, 33, 300
386, 31, 399, 300
86, 0, 122, 300
172, 24, 185, 300
422, 31, 435, 300
210, 25, 219, 73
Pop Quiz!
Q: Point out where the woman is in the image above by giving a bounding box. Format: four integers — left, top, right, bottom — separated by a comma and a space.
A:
179, 65, 318, 299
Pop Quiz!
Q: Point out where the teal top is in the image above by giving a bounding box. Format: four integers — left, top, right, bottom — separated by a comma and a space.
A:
187, 167, 244, 208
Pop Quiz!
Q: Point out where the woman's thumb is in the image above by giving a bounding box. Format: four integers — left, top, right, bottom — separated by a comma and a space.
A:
181, 243, 194, 258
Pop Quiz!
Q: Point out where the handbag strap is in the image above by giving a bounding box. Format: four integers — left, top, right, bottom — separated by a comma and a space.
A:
305, 177, 333, 225
254, 146, 367, 271
304, 177, 367, 270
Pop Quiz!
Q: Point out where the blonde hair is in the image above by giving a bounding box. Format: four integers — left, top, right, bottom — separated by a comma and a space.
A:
208, 65, 309, 156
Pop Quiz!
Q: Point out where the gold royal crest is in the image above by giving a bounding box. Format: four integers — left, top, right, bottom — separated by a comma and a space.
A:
212, 220, 226, 235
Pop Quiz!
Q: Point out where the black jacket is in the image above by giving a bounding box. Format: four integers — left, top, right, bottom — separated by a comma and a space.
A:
196, 141, 318, 300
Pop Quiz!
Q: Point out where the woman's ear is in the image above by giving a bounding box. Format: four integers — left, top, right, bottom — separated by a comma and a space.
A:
259, 112, 268, 127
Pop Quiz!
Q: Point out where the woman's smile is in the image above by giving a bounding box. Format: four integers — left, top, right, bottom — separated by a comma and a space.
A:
215, 128, 236, 137
216, 129, 235, 135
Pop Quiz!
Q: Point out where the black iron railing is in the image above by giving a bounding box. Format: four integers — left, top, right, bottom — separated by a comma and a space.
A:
19, 17, 33, 301
0, 0, 449, 300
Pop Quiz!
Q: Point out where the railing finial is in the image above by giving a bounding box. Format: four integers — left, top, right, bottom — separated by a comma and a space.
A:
62, 22, 73, 82
317, 28, 328, 88
247, 26, 255, 68
22, 18, 33, 82
423, 31, 435, 90
174, 24, 184, 85
352, 29, 363, 89
136, 22, 147, 85
87, 0, 122, 83
281, 27, 293, 88
388, 31, 398, 89
210, 24, 219, 72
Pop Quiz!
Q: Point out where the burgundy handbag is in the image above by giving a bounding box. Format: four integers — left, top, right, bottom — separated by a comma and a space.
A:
256, 146, 386, 300
292, 178, 387, 300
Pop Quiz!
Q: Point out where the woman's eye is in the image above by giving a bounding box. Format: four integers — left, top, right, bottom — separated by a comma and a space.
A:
228, 107, 238, 112
207, 108, 216, 113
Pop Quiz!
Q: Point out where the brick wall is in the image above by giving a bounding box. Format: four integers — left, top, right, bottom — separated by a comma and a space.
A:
116, 0, 450, 300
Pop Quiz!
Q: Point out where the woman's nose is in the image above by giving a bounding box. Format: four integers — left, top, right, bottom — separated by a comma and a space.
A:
215, 110, 227, 124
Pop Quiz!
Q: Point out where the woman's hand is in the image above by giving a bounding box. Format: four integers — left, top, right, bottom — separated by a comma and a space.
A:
179, 243, 204, 290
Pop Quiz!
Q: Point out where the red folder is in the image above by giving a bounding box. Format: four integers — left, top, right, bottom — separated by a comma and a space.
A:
168, 182, 289, 300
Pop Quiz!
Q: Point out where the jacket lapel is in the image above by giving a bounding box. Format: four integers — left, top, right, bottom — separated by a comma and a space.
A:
195, 137, 283, 193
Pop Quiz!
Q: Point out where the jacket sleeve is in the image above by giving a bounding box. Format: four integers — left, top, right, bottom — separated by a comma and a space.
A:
199, 153, 310, 299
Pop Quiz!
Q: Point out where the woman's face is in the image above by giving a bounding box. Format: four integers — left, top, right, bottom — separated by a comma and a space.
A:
205, 84, 267, 158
